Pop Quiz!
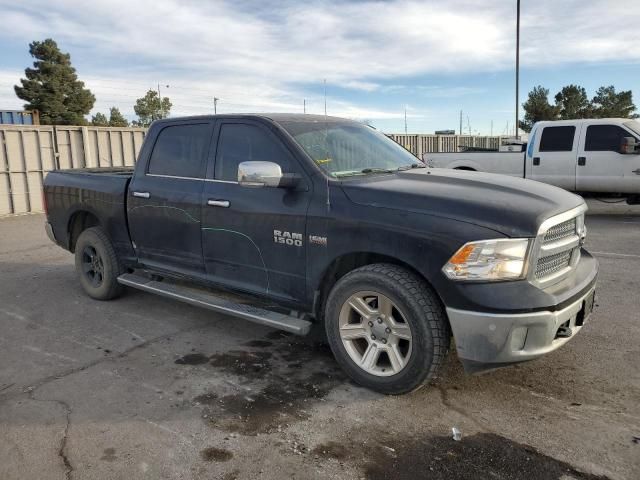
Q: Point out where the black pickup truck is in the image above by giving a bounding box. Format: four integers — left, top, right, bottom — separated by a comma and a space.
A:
43, 114, 598, 394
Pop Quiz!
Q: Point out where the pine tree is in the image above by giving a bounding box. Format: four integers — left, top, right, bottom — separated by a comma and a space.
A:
108, 107, 129, 127
554, 85, 592, 119
91, 112, 109, 126
520, 86, 558, 132
134, 90, 172, 127
591, 86, 638, 118
14, 39, 95, 125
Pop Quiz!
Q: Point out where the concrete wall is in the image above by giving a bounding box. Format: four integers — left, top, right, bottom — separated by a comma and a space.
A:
0, 125, 145, 215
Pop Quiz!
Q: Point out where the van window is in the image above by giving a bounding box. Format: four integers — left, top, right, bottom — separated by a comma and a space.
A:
215, 123, 293, 181
148, 123, 210, 178
585, 125, 631, 152
539, 126, 575, 152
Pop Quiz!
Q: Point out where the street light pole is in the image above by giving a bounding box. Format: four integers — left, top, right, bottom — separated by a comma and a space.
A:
214, 97, 219, 115
515, 0, 520, 139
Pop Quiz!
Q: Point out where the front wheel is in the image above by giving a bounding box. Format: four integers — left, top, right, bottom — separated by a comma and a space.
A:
74, 227, 124, 300
324, 264, 450, 394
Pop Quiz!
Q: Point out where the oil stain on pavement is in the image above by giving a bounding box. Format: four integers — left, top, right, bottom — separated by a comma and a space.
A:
176, 335, 345, 436
319, 433, 610, 480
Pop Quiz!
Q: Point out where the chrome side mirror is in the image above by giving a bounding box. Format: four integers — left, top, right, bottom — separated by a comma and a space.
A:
621, 136, 639, 154
238, 161, 283, 187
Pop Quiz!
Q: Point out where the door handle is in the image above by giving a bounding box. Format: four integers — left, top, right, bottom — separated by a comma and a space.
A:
533, 157, 540, 166
207, 199, 230, 208
132, 191, 150, 199
578, 156, 586, 166
633, 168, 640, 175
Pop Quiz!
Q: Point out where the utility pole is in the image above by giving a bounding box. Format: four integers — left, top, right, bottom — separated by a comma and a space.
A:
323, 79, 327, 116
157, 83, 169, 120
467, 116, 472, 136
459, 110, 463, 136
515, 0, 520, 139
213, 97, 219, 115
491, 120, 493, 136
404, 106, 408, 134
303, 99, 306, 114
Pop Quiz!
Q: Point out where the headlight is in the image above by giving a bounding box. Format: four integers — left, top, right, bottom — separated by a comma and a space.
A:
442, 238, 531, 281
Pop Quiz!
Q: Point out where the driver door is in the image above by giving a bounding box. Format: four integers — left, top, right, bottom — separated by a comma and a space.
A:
201, 120, 311, 303
576, 123, 640, 194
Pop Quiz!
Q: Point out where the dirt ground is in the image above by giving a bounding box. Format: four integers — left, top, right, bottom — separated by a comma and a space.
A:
0, 202, 638, 479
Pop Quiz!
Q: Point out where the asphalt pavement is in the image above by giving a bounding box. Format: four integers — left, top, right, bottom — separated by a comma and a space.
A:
0, 200, 638, 480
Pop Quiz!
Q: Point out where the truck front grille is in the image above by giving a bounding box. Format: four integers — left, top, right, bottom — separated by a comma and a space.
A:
543, 218, 576, 244
535, 250, 572, 279
530, 207, 586, 287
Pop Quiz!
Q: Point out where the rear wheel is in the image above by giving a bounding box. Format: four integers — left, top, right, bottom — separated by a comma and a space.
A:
74, 227, 124, 300
324, 264, 450, 394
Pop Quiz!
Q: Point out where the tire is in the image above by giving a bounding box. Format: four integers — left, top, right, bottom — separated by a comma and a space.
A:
324, 263, 450, 394
74, 227, 125, 300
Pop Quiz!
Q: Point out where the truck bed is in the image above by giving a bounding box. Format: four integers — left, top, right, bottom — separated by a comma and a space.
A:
423, 151, 525, 177
43, 168, 135, 262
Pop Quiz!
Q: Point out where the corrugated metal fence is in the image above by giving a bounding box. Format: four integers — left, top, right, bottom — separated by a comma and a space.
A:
388, 134, 508, 157
0, 125, 145, 215
0, 125, 505, 216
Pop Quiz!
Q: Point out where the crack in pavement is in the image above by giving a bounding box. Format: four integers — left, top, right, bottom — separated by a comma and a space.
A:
26, 393, 73, 480
0, 322, 209, 404
436, 385, 493, 433
0, 322, 210, 478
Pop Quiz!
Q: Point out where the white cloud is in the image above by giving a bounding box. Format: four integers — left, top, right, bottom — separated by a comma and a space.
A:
1, 0, 639, 123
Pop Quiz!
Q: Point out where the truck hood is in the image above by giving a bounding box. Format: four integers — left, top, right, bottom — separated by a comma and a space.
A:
340, 168, 584, 237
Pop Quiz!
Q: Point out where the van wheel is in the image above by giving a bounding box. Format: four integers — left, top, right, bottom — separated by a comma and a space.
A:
324, 264, 450, 394
74, 227, 124, 300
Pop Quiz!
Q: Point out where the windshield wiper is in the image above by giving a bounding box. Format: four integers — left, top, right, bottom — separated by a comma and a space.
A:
333, 168, 393, 178
396, 163, 426, 171
360, 167, 395, 174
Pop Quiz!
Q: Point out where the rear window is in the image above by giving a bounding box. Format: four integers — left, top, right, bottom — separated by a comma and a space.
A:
148, 123, 210, 178
539, 126, 575, 152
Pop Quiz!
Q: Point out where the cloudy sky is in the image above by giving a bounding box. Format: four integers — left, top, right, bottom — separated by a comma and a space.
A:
1, 0, 639, 134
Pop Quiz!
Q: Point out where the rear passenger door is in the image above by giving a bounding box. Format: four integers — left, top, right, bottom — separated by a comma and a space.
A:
576, 124, 639, 193
528, 125, 579, 190
128, 121, 214, 277
201, 120, 311, 303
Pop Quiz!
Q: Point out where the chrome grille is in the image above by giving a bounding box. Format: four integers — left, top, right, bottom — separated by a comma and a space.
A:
543, 218, 576, 244
535, 250, 572, 279
530, 206, 586, 287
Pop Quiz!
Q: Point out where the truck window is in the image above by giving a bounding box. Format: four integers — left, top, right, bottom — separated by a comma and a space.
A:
147, 123, 210, 178
215, 124, 292, 181
539, 126, 575, 152
585, 125, 630, 152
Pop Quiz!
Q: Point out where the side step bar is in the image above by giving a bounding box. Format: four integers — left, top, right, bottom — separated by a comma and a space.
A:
117, 273, 312, 335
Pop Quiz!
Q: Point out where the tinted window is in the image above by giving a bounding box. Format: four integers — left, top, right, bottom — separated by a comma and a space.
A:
215, 124, 292, 181
585, 125, 630, 152
148, 124, 210, 177
539, 126, 575, 152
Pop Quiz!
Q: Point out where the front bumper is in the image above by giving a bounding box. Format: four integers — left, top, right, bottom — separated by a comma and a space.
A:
447, 283, 596, 374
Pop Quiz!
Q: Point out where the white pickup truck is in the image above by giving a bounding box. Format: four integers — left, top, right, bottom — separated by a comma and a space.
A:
424, 118, 640, 202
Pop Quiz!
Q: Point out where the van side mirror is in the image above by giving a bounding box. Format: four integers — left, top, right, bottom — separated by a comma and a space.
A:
238, 161, 299, 188
620, 137, 639, 154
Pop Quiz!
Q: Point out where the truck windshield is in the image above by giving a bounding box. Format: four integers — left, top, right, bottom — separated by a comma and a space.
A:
279, 120, 423, 177
623, 120, 640, 136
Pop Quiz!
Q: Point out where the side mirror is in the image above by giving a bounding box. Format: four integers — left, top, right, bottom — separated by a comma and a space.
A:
620, 137, 639, 154
238, 161, 299, 188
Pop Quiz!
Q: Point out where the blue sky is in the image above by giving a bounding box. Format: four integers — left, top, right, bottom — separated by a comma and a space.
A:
0, 0, 639, 134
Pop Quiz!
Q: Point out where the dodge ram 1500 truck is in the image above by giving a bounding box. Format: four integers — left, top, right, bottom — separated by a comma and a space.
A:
424, 118, 640, 203
43, 114, 598, 394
